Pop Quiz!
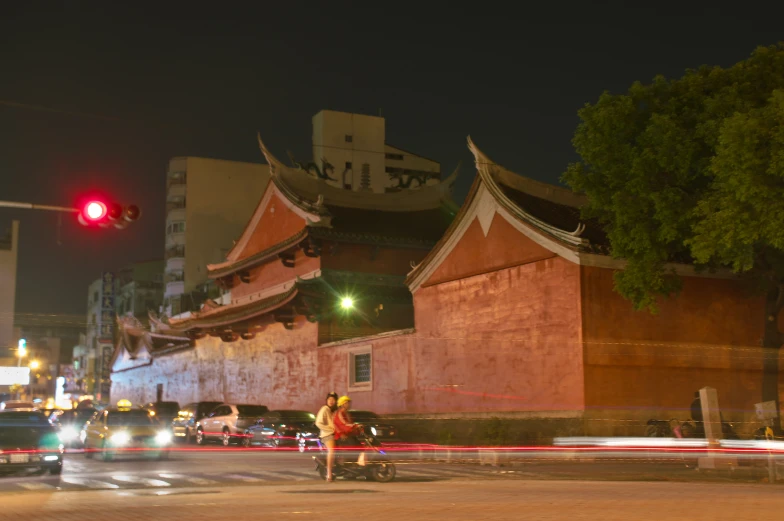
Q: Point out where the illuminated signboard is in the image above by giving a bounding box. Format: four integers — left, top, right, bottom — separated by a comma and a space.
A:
0, 367, 30, 386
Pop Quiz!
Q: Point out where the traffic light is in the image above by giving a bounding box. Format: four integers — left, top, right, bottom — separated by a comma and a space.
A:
77, 199, 141, 228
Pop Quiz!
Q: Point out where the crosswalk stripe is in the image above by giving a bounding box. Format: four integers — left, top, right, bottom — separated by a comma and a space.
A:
158, 473, 219, 485
223, 473, 263, 482
17, 482, 56, 490
61, 477, 119, 489
251, 470, 311, 480
111, 475, 171, 487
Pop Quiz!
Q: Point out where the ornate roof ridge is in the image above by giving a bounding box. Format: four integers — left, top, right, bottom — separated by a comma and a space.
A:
467, 136, 587, 209
208, 228, 309, 278
165, 285, 299, 331
467, 137, 589, 246
259, 133, 459, 213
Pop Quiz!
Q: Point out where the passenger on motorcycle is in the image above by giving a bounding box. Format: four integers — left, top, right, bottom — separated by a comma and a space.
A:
316, 392, 338, 482
334, 395, 366, 466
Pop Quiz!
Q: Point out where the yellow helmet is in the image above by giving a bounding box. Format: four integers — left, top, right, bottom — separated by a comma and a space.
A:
337, 395, 351, 407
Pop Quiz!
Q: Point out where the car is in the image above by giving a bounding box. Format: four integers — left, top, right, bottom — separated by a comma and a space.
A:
80, 401, 172, 461
0, 410, 64, 475
0, 401, 37, 411
142, 401, 181, 428
51, 408, 98, 448
350, 410, 400, 442
296, 409, 399, 452
171, 401, 222, 443
195, 404, 268, 446
242, 410, 317, 448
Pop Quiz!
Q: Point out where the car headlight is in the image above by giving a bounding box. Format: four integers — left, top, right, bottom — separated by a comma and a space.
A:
155, 431, 172, 445
370, 427, 377, 436
110, 432, 131, 445
59, 427, 78, 441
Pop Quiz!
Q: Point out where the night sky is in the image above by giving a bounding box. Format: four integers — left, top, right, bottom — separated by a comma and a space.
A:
1, 2, 782, 318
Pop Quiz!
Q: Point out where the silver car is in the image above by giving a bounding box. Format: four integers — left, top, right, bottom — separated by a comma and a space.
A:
195, 403, 268, 446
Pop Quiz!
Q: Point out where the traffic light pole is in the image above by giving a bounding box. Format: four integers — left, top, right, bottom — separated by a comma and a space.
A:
0, 200, 78, 213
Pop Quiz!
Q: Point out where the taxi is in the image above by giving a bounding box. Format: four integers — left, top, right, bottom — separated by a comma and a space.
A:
80, 400, 172, 461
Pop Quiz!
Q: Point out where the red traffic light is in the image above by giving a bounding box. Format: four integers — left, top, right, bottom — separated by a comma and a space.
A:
77, 199, 140, 228
85, 201, 107, 221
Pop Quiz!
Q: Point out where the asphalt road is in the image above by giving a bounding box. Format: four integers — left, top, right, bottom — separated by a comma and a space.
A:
2, 474, 784, 521
0, 448, 533, 493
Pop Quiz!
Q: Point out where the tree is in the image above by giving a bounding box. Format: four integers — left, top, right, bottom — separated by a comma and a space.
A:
563, 43, 784, 424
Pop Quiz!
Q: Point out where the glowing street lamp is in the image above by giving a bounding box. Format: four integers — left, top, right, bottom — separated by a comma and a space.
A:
29, 360, 40, 370
340, 297, 354, 310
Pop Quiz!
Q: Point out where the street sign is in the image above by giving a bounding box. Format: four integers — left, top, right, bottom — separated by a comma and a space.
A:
0, 367, 30, 386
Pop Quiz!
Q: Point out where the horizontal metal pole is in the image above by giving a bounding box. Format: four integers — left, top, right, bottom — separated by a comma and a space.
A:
0, 200, 78, 213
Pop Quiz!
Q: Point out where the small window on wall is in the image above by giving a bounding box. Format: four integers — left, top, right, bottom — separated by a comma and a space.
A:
345, 135, 353, 143
347, 344, 372, 392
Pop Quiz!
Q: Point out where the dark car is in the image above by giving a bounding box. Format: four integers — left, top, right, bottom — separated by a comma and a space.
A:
51, 408, 98, 447
142, 401, 181, 428
0, 411, 64, 475
296, 410, 400, 452
171, 401, 222, 443
242, 410, 317, 448
350, 411, 399, 441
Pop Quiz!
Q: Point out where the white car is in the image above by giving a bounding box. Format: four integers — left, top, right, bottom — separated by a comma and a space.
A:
195, 404, 268, 446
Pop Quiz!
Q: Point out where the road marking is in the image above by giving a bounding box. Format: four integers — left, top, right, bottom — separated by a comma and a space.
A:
158, 473, 219, 485
224, 473, 263, 482
61, 477, 120, 489
17, 482, 56, 490
251, 470, 311, 481
111, 475, 171, 487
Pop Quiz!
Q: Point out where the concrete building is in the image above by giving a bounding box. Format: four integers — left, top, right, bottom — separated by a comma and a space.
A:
0, 221, 19, 352
164, 158, 271, 316
116, 259, 164, 326
82, 273, 118, 402
310, 110, 441, 194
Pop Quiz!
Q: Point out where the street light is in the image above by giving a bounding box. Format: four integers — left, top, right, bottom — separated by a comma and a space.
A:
29, 360, 40, 370
340, 297, 354, 309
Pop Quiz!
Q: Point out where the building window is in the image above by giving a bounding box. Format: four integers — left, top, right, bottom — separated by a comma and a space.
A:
385, 153, 404, 161
345, 161, 352, 170
345, 135, 353, 143
347, 344, 372, 391
167, 221, 186, 235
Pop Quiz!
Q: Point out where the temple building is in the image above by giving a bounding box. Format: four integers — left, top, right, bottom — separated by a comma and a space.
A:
112, 136, 782, 441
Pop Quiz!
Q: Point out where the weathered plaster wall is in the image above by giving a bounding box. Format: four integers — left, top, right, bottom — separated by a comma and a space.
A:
580, 265, 784, 436
112, 319, 323, 410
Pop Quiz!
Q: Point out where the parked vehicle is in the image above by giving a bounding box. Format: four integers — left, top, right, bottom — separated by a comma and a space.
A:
171, 402, 222, 443
142, 401, 180, 428
645, 418, 739, 439
242, 410, 316, 448
195, 404, 268, 446
313, 431, 396, 482
0, 410, 63, 475
0, 401, 36, 411
298, 409, 399, 452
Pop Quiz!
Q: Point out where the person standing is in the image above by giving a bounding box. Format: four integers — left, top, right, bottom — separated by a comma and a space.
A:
315, 392, 338, 481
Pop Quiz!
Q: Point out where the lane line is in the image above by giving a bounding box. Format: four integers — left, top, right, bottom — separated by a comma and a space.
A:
61, 477, 120, 489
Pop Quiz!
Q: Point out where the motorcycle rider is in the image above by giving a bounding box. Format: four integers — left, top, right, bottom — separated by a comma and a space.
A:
334, 395, 365, 466
315, 392, 338, 482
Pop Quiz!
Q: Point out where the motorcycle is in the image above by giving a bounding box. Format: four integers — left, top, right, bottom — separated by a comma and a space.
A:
313, 430, 396, 482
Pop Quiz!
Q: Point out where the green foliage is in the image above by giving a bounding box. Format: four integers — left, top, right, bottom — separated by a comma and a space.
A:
563, 43, 784, 312
480, 417, 512, 446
